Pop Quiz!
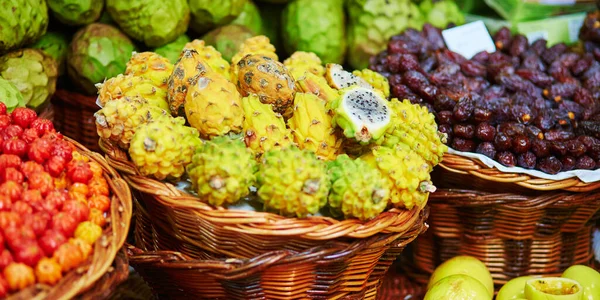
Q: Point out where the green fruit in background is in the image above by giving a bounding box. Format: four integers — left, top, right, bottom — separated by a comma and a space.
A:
346, 0, 424, 70
202, 25, 255, 62
257, 2, 285, 55
497, 276, 539, 300
67, 23, 136, 95
231, 0, 264, 35
189, 0, 247, 34
0, 77, 25, 112
525, 277, 583, 300
153, 34, 191, 64
47, 0, 103, 26
256, 0, 290, 3
427, 255, 494, 297
106, 0, 190, 47
0, 0, 49, 54
31, 31, 70, 76
98, 10, 115, 25
0, 49, 57, 111
420, 0, 465, 29
424, 274, 492, 300
282, 0, 346, 64
562, 265, 600, 300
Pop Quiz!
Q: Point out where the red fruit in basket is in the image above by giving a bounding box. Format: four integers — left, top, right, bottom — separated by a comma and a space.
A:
11, 108, 37, 129
0, 181, 22, 202
4, 262, 35, 290
52, 212, 77, 237
89, 177, 109, 196
22, 189, 42, 205
2, 138, 27, 157
23, 212, 50, 237
50, 139, 72, 162
0, 103, 6, 116
0, 212, 21, 229
44, 191, 68, 212
53, 243, 84, 272
0, 232, 3, 252
67, 161, 92, 184
2, 125, 22, 139
0, 195, 10, 211
62, 200, 89, 223
11, 201, 32, 215
88, 208, 106, 227
35, 257, 62, 286
20, 161, 44, 179
3, 226, 36, 250
38, 230, 67, 256
21, 128, 38, 144
45, 156, 66, 177
13, 241, 43, 267
88, 195, 110, 213
0, 275, 7, 298
0, 116, 11, 132
30, 118, 54, 136
28, 138, 51, 163
1, 167, 24, 184
0, 250, 13, 271
0, 154, 20, 171
28, 172, 54, 197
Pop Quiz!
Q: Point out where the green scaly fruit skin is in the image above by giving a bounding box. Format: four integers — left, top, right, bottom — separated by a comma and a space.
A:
327, 154, 390, 221
0, 77, 25, 112
0, 0, 49, 55
189, 0, 247, 34
256, 2, 285, 56
0, 49, 58, 111
257, 146, 330, 218
31, 31, 70, 76
421, 0, 465, 29
282, 0, 346, 64
106, 0, 190, 47
346, 0, 424, 70
202, 25, 255, 62
186, 136, 258, 207
67, 23, 136, 95
153, 34, 191, 64
129, 116, 202, 180
47, 0, 103, 26
231, 0, 264, 36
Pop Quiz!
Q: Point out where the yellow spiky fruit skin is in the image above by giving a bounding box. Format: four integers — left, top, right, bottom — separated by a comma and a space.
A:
295, 72, 338, 103
359, 146, 434, 210
97, 74, 170, 112
352, 69, 390, 99
379, 99, 447, 169
184, 74, 244, 138
94, 96, 169, 149
182, 40, 230, 80
287, 93, 340, 160
129, 116, 202, 180
241, 95, 293, 158
283, 51, 325, 80
186, 136, 257, 207
125, 52, 174, 90
167, 48, 212, 116
327, 154, 391, 221
230, 35, 278, 84
257, 146, 330, 218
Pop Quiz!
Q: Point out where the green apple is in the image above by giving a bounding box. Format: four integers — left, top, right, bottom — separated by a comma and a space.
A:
525, 277, 583, 300
562, 265, 600, 300
424, 274, 493, 300
427, 255, 494, 297
498, 276, 542, 300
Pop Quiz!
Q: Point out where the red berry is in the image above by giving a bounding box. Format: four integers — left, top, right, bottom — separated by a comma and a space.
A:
0, 181, 22, 202
0, 115, 11, 131
0, 195, 10, 211
45, 156, 66, 178
0, 250, 13, 270
28, 172, 54, 197
28, 138, 51, 163
0, 212, 21, 229
0, 154, 21, 171
2, 138, 27, 157
13, 241, 43, 267
51, 212, 77, 237
0, 274, 7, 298
0, 232, 3, 252
30, 118, 54, 136
67, 161, 93, 184
11, 201, 32, 215
21, 128, 38, 144
2, 125, 22, 139
22, 189, 42, 205
0, 103, 7, 115
43, 191, 68, 213
23, 212, 50, 237
50, 139, 73, 163
38, 230, 66, 257
62, 200, 89, 223
3, 226, 36, 251
11, 108, 37, 129
20, 161, 44, 179
1, 167, 23, 184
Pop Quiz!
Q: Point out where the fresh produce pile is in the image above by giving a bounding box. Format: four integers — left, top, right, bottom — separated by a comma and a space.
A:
94, 35, 446, 220
0, 106, 110, 296
370, 21, 600, 174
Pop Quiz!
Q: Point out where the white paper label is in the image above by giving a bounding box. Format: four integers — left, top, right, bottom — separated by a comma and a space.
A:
526, 31, 549, 44
442, 20, 496, 60
538, 0, 576, 5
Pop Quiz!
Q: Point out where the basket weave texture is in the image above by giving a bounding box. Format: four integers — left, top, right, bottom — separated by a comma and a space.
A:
7, 138, 132, 300
100, 138, 429, 299
51, 89, 100, 152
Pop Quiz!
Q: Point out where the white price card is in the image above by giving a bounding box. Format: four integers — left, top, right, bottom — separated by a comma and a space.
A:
442, 20, 496, 60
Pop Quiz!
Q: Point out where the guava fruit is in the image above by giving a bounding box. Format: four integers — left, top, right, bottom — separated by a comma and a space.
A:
231, 0, 264, 35
346, 0, 424, 69
202, 25, 255, 62
31, 31, 70, 76
420, 0, 465, 29
47, 0, 103, 26
427, 255, 494, 298
525, 277, 583, 300
497, 276, 539, 300
562, 265, 600, 300
0, 0, 49, 54
153, 34, 191, 64
424, 274, 492, 300
188, 0, 247, 34
282, 0, 346, 64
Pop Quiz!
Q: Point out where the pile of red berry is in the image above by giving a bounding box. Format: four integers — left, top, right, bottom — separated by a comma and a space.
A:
0, 104, 110, 296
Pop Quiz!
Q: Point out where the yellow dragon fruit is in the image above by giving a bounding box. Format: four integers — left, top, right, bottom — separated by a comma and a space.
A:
96, 74, 170, 112
241, 95, 293, 158
167, 48, 211, 116
230, 35, 278, 84
283, 51, 325, 80
352, 68, 390, 99
125, 52, 174, 90
182, 39, 230, 80
296, 72, 339, 103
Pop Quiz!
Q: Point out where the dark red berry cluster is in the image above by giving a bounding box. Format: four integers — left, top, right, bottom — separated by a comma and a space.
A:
370, 23, 600, 174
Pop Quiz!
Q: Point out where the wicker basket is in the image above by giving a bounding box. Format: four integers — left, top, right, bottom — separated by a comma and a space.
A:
6, 138, 133, 300
100, 137, 429, 299
410, 153, 600, 287
51, 89, 100, 152
377, 256, 426, 300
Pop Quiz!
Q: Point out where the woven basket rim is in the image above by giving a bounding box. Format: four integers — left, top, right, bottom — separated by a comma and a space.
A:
7, 137, 133, 300
440, 153, 600, 192
100, 138, 426, 240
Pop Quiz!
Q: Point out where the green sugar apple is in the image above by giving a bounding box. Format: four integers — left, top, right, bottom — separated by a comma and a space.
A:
202, 25, 255, 61
0, 77, 26, 112
346, 0, 424, 69
47, 0, 103, 26
0, 49, 58, 111
189, 0, 247, 34
282, 0, 346, 64
0, 0, 49, 54
106, 0, 190, 47
32, 31, 70, 76
153, 34, 191, 64
420, 0, 465, 29
231, 0, 264, 35
67, 23, 136, 95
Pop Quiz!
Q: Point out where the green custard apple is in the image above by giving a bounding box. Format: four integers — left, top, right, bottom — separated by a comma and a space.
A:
420, 0, 465, 29
202, 25, 255, 62
0, 0, 49, 54
31, 31, 70, 76
47, 0, 103, 26
231, 0, 264, 35
67, 23, 136, 95
282, 0, 346, 64
106, 0, 190, 47
153, 34, 191, 64
0, 77, 25, 112
188, 0, 247, 34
